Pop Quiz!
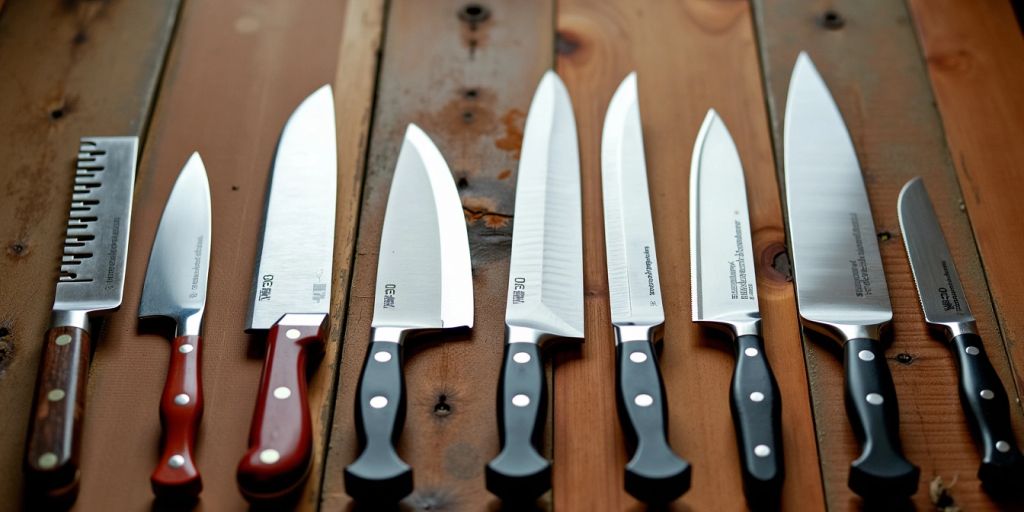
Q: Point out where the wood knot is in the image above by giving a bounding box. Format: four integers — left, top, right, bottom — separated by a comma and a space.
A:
761, 242, 792, 282
458, 3, 490, 26
556, 31, 581, 55
7, 241, 29, 258
434, 394, 452, 417
877, 231, 893, 242
895, 353, 914, 365
821, 10, 845, 30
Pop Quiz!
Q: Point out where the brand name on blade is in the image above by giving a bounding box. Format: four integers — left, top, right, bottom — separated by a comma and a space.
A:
190, 236, 204, 299
643, 246, 656, 297
938, 260, 962, 312
259, 274, 273, 301
512, 277, 526, 304
383, 283, 397, 309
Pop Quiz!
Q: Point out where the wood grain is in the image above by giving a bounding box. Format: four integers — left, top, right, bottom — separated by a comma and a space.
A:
752, 0, 1024, 509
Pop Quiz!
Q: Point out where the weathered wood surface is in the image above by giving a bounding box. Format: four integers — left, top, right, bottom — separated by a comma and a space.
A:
753, 0, 1024, 509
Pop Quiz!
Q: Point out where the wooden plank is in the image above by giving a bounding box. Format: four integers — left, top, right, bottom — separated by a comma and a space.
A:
752, 0, 1024, 509
553, 1, 824, 509
0, 0, 180, 504
320, 1, 553, 509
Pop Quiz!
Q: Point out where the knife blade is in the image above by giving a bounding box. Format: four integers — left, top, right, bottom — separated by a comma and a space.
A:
139, 152, 212, 498
784, 52, 919, 498
344, 123, 473, 504
601, 72, 690, 503
485, 71, 584, 501
235, 84, 336, 501
25, 136, 138, 498
690, 109, 784, 504
898, 177, 1024, 489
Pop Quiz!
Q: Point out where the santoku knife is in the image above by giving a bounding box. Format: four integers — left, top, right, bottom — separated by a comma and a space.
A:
236, 85, 337, 501
139, 152, 212, 497
485, 70, 584, 501
601, 72, 690, 503
898, 177, 1024, 490
690, 109, 784, 504
344, 124, 473, 503
784, 52, 919, 498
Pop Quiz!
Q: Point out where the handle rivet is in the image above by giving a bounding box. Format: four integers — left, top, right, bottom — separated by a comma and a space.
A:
996, 440, 1011, 453
629, 351, 648, 363
750, 391, 765, 402
744, 347, 759, 357
754, 445, 771, 457
512, 394, 530, 407
168, 454, 185, 468
513, 351, 532, 364
980, 389, 995, 400
866, 393, 884, 405
174, 393, 191, 406
273, 386, 292, 399
38, 453, 58, 469
55, 334, 72, 346
369, 396, 388, 409
47, 389, 65, 402
857, 350, 874, 361
374, 350, 393, 363
178, 344, 194, 354
966, 346, 980, 355
634, 394, 653, 407
286, 329, 301, 340
259, 449, 281, 464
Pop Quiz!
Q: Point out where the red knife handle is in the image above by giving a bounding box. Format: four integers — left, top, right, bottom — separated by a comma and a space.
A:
237, 315, 326, 502
25, 326, 91, 498
151, 334, 204, 498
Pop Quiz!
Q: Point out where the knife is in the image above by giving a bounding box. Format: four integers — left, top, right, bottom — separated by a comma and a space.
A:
25, 137, 138, 498
235, 85, 337, 501
484, 71, 584, 501
138, 152, 212, 498
784, 52, 920, 498
690, 109, 784, 504
898, 177, 1024, 490
343, 124, 473, 503
601, 72, 690, 503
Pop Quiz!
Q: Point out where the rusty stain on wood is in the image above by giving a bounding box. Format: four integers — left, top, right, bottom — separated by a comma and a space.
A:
494, 108, 525, 158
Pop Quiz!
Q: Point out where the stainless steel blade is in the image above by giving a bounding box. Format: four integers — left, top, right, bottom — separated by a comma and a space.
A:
246, 85, 338, 331
601, 72, 664, 327
784, 52, 892, 335
139, 152, 212, 336
504, 71, 584, 339
371, 124, 473, 330
690, 110, 760, 333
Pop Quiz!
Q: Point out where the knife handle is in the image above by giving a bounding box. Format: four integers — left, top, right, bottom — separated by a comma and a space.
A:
486, 342, 550, 501
25, 326, 91, 498
151, 334, 204, 498
844, 338, 920, 498
237, 316, 326, 502
950, 333, 1024, 489
730, 334, 784, 505
616, 338, 691, 503
344, 340, 412, 503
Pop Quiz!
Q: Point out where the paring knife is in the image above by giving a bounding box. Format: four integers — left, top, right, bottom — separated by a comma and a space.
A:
343, 124, 473, 503
25, 137, 138, 498
784, 52, 919, 498
690, 109, 784, 504
236, 85, 337, 501
485, 71, 584, 501
601, 72, 691, 503
898, 177, 1024, 490
139, 153, 212, 497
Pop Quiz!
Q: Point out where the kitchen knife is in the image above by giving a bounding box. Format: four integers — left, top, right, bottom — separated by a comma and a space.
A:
343, 124, 473, 503
236, 85, 337, 501
898, 177, 1024, 490
690, 109, 784, 504
138, 152, 212, 498
601, 72, 690, 503
784, 52, 919, 498
485, 71, 584, 501
25, 137, 138, 498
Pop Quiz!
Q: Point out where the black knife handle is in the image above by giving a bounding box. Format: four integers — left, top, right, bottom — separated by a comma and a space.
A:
616, 339, 691, 503
344, 341, 412, 503
731, 334, 784, 506
950, 333, 1024, 489
843, 338, 919, 499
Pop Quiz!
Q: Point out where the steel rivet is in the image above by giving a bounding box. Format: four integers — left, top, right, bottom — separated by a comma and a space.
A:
178, 344, 194, 354
168, 454, 185, 468
629, 351, 648, 363
273, 386, 291, 399
634, 394, 654, 407
513, 351, 531, 364
286, 329, 301, 340
744, 347, 759, 357
512, 394, 530, 407
47, 389, 65, 402
966, 346, 980, 356
369, 396, 388, 409
750, 391, 765, 402
259, 449, 280, 464
981, 389, 995, 400
374, 351, 392, 363
55, 334, 72, 346
38, 453, 58, 469
858, 350, 875, 362
866, 393, 884, 405
997, 440, 1011, 453
754, 445, 771, 457
174, 393, 190, 406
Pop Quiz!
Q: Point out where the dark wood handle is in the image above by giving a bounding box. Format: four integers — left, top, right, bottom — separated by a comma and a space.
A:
25, 326, 91, 498
151, 334, 204, 497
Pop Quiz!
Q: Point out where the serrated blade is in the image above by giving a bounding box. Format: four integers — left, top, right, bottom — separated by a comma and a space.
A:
601, 72, 664, 327
246, 85, 337, 331
371, 124, 473, 330
505, 71, 584, 339
690, 110, 760, 327
784, 52, 892, 328
53, 137, 138, 314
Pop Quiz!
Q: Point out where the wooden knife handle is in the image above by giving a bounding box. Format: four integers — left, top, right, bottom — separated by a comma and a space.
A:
486, 342, 550, 501
25, 326, 91, 498
843, 338, 919, 498
616, 338, 691, 503
730, 334, 784, 506
151, 334, 204, 498
237, 316, 326, 502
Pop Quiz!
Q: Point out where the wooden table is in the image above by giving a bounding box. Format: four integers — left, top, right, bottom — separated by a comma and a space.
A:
1, 1, 1021, 510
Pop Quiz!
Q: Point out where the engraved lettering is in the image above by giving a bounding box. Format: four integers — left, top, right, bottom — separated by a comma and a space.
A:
189, 236, 204, 299
312, 269, 327, 303
383, 283, 397, 309
848, 213, 872, 297
259, 274, 273, 301
512, 277, 526, 304
104, 218, 121, 290
728, 219, 753, 300
643, 246, 657, 306
938, 260, 963, 312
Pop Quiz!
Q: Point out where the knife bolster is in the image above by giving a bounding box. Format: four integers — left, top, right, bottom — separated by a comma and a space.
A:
50, 309, 91, 331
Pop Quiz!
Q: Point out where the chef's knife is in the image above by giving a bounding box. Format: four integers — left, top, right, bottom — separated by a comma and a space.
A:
485, 71, 584, 501
25, 137, 138, 498
898, 177, 1024, 489
236, 85, 337, 501
601, 72, 690, 503
343, 124, 473, 503
690, 109, 784, 504
138, 152, 212, 497
784, 52, 919, 498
